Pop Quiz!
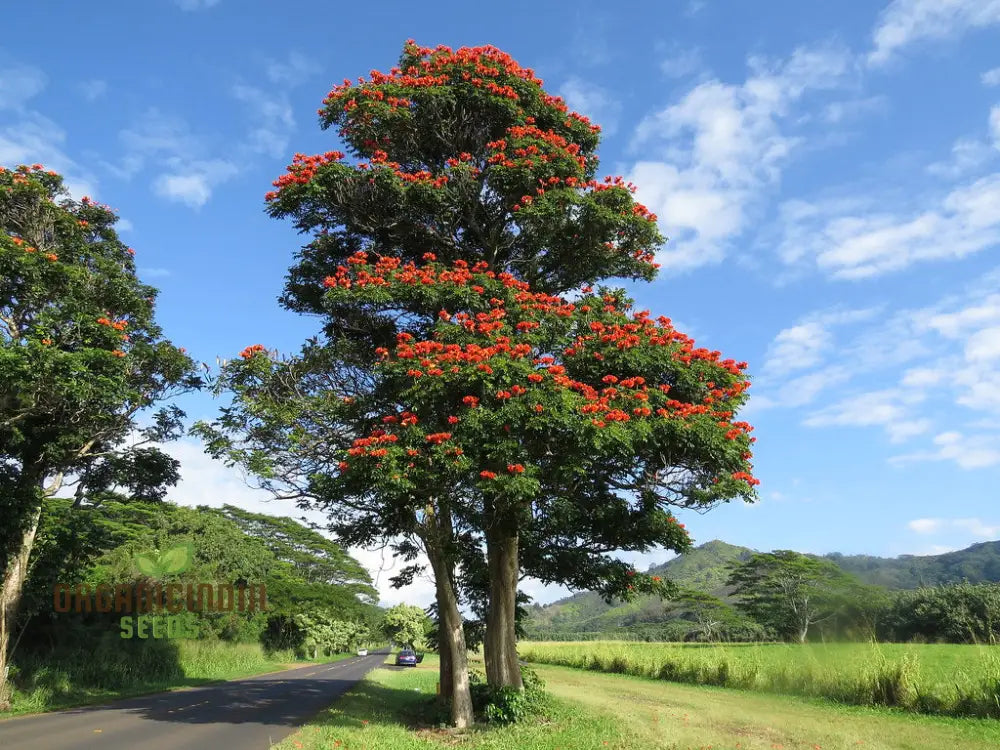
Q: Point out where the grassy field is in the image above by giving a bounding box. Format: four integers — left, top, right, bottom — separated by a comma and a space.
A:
275, 654, 1000, 750
518, 640, 1000, 718
3, 639, 348, 716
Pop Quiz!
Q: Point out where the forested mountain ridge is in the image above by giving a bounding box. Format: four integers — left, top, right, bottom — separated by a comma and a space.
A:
526, 539, 1000, 637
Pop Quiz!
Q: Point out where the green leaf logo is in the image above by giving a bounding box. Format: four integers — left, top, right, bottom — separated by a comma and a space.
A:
134, 552, 162, 578
159, 542, 194, 574
133, 542, 194, 578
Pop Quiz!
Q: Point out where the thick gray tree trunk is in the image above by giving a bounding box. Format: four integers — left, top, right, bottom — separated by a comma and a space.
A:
483, 529, 523, 690
426, 543, 473, 728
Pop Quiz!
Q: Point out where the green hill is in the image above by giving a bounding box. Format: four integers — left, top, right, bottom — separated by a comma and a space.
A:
525, 539, 1000, 638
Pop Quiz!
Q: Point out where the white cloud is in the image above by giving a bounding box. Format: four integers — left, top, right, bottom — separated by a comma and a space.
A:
265, 52, 319, 87
907, 516, 1000, 538
152, 160, 238, 208
777, 172, 1000, 279
804, 388, 920, 431
762, 307, 879, 375
630, 43, 853, 271
821, 95, 887, 124
78, 79, 108, 102
116, 217, 134, 232
908, 518, 943, 534
773, 368, 852, 408
868, 0, 1000, 66
232, 83, 297, 158
174, 0, 220, 10
119, 110, 238, 207
558, 78, 621, 136
984, 67, 1000, 87
927, 137, 998, 180
891, 430, 1000, 468
0, 64, 47, 110
0, 64, 97, 199
886, 418, 932, 443
764, 322, 830, 373
658, 45, 703, 79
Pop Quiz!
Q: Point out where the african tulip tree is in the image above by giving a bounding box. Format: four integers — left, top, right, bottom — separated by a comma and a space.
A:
0, 165, 200, 707
197, 40, 758, 722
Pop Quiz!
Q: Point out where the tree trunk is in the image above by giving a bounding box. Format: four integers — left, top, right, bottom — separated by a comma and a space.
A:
0, 503, 43, 710
438, 619, 454, 703
426, 544, 473, 728
798, 622, 809, 643
484, 529, 522, 690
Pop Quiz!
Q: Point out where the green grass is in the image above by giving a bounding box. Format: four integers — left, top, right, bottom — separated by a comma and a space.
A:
276, 654, 1000, 750
518, 640, 1000, 718
3, 639, 349, 717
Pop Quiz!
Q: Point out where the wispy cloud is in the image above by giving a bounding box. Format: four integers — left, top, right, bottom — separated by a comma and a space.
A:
558, 78, 621, 136
868, 0, 1000, 66
907, 516, 1000, 537
629, 43, 854, 272
657, 44, 704, 79
77, 79, 108, 102
983, 67, 1000, 87
775, 171, 1000, 280
173, 0, 220, 10
0, 62, 96, 198
117, 109, 238, 207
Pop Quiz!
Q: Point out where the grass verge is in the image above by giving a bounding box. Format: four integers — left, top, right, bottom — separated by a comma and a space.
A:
519, 640, 1000, 718
275, 654, 1000, 750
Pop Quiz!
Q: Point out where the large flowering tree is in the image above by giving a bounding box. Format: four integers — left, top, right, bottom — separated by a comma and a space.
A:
0, 165, 200, 707
197, 41, 758, 726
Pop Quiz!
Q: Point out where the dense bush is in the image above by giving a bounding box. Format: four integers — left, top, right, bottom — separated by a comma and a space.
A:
469, 666, 550, 724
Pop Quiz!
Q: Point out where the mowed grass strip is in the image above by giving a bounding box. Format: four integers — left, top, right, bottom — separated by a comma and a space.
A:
518, 640, 1000, 718
275, 654, 1000, 750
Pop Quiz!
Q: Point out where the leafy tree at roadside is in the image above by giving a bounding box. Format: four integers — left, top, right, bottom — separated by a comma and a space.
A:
381, 603, 429, 649
213, 505, 377, 604
727, 551, 865, 642
0, 164, 200, 707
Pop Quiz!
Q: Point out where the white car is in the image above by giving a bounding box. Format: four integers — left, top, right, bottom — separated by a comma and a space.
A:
357, 648, 368, 656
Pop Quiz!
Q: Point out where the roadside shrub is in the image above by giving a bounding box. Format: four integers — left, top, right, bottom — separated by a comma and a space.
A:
470, 666, 550, 724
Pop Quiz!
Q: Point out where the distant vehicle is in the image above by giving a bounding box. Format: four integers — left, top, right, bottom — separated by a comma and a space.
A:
395, 649, 417, 667
357, 648, 368, 656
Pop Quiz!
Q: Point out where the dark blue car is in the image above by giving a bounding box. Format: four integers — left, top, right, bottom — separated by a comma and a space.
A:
395, 649, 417, 667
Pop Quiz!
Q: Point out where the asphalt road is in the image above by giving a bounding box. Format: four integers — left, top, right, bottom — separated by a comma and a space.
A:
0, 650, 389, 750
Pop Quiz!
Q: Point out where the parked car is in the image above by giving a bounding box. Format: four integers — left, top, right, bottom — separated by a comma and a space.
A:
357, 648, 368, 656
395, 649, 417, 667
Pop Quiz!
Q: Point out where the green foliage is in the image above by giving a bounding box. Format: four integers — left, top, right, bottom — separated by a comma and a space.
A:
470, 666, 550, 724
292, 609, 367, 658
727, 550, 873, 642
881, 583, 1000, 643
1, 164, 201, 566
381, 603, 429, 649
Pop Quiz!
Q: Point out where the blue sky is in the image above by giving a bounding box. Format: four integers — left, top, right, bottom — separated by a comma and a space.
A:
4, 0, 1000, 606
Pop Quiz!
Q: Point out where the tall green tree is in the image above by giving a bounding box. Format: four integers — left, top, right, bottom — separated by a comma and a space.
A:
380, 603, 428, 649
213, 505, 377, 603
727, 551, 863, 642
196, 40, 757, 724
0, 165, 200, 706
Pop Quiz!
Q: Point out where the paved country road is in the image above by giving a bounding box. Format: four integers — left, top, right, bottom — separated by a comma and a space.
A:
0, 650, 389, 750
